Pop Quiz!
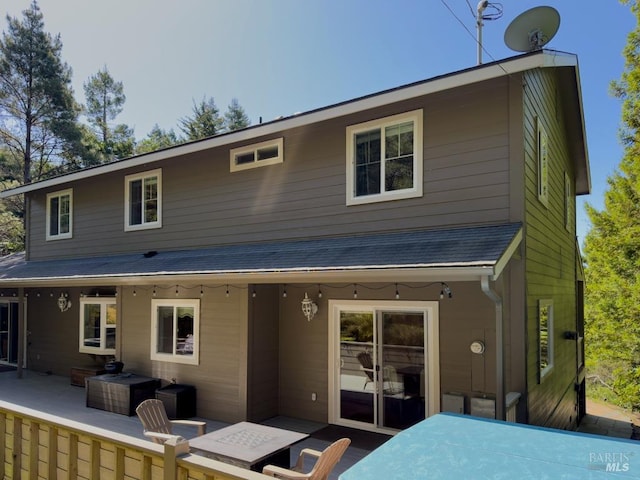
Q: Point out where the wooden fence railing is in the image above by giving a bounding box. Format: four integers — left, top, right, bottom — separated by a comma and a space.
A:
0, 400, 269, 480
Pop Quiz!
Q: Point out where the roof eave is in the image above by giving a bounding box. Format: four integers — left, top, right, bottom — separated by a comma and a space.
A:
0, 264, 501, 288
1, 50, 582, 198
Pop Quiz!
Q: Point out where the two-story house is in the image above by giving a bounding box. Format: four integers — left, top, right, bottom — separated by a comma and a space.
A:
0, 49, 589, 434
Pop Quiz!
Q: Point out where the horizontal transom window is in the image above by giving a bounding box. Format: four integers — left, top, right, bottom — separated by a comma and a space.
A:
230, 138, 284, 172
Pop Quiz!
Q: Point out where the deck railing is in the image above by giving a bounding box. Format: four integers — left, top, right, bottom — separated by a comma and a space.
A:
0, 400, 269, 480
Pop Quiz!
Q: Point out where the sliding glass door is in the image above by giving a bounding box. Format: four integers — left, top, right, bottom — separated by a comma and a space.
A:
330, 301, 439, 433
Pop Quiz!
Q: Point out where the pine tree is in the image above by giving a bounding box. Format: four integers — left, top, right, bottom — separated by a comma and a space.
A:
179, 97, 224, 141
584, 0, 640, 409
0, 0, 83, 184
83, 66, 134, 160
135, 124, 181, 154
224, 98, 251, 132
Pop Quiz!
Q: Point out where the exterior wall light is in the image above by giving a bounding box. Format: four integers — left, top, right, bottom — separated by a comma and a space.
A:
57, 293, 72, 312
301, 292, 318, 321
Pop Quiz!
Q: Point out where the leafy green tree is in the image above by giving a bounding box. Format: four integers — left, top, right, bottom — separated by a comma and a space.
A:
135, 124, 181, 154
83, 66, 134, 160
0, 0, 84, 185
179, 96, 224, 141
584, 0, 640, 409
224, 98, 251, 132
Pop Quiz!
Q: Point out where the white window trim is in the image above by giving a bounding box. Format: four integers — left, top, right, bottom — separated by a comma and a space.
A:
124, 168, 162, 231
150, 298, 200, 365
46, 189, 73, 241
328, 299, 440, 430
346, 109, 423, 206
79, 297, 117, 355
230, 137, 284, 172
538, 299, 554, 380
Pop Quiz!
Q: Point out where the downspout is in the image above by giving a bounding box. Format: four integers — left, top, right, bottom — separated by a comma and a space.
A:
481, 276, 504, 420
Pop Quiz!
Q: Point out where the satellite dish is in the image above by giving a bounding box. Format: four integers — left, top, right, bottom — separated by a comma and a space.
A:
504, 6, 560, 52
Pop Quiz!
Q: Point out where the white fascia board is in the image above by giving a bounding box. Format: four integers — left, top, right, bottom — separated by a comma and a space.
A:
1, 51, 576, 199
0, 265, 497, 287
492, 227, 523, 280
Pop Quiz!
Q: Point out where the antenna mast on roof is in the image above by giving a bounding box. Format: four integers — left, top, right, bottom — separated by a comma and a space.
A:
476, 1, 503, 65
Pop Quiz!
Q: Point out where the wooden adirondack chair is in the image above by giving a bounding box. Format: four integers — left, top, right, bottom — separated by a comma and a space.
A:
135, 398, 206, 444
262, 438, 351, 480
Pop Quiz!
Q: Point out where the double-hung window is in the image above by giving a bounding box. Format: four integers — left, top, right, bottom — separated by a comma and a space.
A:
346, 110, 423, 205
151, 299, 200, 365
125, 169, 162, 231
46, 189, 73, 240
79, 298, 117, 354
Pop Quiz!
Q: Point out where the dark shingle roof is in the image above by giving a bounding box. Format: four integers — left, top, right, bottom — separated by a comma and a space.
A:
0, 223, 522, 283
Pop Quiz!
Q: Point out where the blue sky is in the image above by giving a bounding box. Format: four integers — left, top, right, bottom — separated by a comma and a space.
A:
0, 1, 635, 243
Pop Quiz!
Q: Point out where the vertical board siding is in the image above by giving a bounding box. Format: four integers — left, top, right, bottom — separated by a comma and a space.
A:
522, 68, 579, 429
27, 78, 512, 261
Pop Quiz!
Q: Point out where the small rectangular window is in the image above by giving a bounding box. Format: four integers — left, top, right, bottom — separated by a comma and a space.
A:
46, 189, 73, 240
230, 138, 283, 172
346, 110, 423, 205
79, 298, 117, 355
538, 299, 554, 380
151, 299, 200, 365
125, 169, 162, 231
564, 171, 572, 231
537, 118, 549, 207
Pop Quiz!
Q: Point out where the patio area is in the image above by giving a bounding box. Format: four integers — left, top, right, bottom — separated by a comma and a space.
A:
0, 369, 388, 479
2, 368, 638, 479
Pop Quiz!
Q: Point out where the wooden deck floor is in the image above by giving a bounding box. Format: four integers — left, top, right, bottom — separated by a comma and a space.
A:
0, 369, 387, 479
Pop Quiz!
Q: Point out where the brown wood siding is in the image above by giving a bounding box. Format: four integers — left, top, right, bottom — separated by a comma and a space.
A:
118, 285, 249, 423
247, 284, 280, 422
522, 68, 579, 429
276, 282, 498, 422
27, 78, 512, 261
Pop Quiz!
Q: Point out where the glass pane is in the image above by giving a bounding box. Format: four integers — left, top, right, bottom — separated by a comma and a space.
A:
106, 327, 116, 349
106, 304, 117, 325
355, 130, 382, 196
339, 311, 374, 424
381, 311, 425, 430
0, 304, 8, 361
129, 179, 142, 225
60, 195, 70, 234
176, 307, 194, 355
385, 122, 413, 158
156, 306, 174, 354
8, 303, 18, 364
236, 152, 255, 165
144, 198, 158, 223
83, 304, 101, 348
257, 146, 278, 161
144, 177, 158, 223
49, 197, 60, 235
385, 156, 413, 192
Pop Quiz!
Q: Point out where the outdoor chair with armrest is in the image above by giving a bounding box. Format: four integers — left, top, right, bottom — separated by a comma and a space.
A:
135, 398, 206, 444
262, 437, 351, 480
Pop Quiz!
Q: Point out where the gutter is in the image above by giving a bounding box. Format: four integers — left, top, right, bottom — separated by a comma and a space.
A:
481, 275, 505, 420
